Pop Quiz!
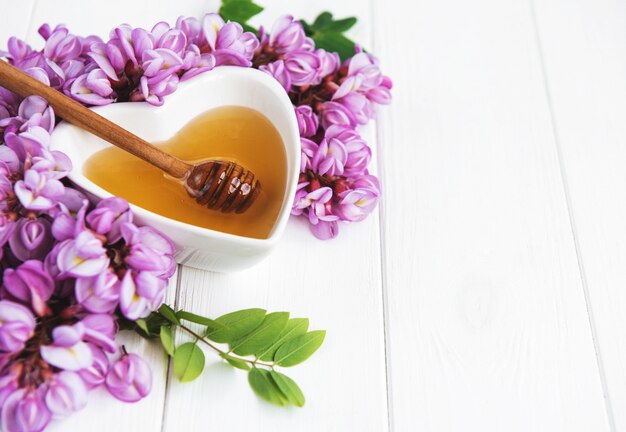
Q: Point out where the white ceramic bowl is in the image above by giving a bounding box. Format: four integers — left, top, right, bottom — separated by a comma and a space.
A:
50, 66, 300, 273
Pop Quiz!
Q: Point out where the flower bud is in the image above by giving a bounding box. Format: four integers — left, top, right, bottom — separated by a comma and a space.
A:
105, 353, 152, 403
1, 388, 51, 432
44, 371, 88, 418
9, 218, 53, 261
0, 300, 36, 353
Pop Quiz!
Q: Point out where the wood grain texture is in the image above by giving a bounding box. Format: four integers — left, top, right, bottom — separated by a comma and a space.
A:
373, 0, 610, 431
6, 0, 626, 431
163, 218, 388, 432
0, 0, 35, 48
533, 0, 626, 429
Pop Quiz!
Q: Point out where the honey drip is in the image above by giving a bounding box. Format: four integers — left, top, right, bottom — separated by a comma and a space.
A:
83, 106, 287, 239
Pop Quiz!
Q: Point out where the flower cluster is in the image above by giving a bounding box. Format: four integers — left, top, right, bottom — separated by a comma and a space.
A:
0, 10, 390, 431
3, 13, 391, 240
253, 16, 391, 238
0, 97, 174, 430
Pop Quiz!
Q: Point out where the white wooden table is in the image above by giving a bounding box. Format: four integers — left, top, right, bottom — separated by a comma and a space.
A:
2, 0, 626, 431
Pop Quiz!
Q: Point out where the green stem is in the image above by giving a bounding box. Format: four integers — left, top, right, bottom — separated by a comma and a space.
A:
177, 323, 275, 369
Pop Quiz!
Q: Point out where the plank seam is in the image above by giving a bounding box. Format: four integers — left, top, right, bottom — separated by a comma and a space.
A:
160, 265, 183, 432
528, 1, 616, 430
370, 0, 393, 428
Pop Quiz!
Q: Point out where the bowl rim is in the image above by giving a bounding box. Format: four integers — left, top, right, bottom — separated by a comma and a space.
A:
51, 66, 301, 247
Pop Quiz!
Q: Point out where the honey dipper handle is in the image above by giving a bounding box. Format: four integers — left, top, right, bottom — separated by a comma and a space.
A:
0, 60, 191, 179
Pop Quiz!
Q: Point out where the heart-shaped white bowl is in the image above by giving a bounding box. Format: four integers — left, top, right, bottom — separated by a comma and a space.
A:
50, 66, 300, 273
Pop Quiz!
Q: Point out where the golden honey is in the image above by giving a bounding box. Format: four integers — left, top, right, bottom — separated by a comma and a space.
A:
83, 106, 287, 239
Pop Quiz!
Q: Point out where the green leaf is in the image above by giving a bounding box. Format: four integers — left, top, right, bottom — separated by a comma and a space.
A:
310, 12, 356, 33
270, 371, 305, 407
230, 312, 289, 356
274, 330, 326, 367
136, 319, 149, 335
176, 311, 223, 331
219, 353, 251, 370
248, 368, 288, 406
301, 12, 359, 61
160, 326, 175, 357
326, 17, 357, 33
312, 12, 333, 29
159, 304, 180, 325
173, 342, 205, 383
206, 308, 266, 344
312, 32, 356, 62
219, 0, 263, 26
133, 313, 170, 338
257, 318, 309, 361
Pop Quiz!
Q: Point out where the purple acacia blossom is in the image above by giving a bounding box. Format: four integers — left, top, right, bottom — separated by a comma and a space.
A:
266, 15, 308, 54
69, 68, 115, 106
0, 146, 20, 176
310, 220, 339, 240
331, 76, 373, 125
0, 300, 36, 353
106, 353, 152, 403
312, 133, 348, 176
4, 126, 51, 162
211, 21, 258, 67
51, 200, 88, 242
0, 214, 16, 256
336, 187, 379, 222
40, 323, 92, 371
121, 223, 176, 279
78, 344, 110, 389
315, 49, 340, 81
284, 50, 320, 86
0, 96, 55, 134
293, 187, 339, 225
56, 230, 109, 278
0, 176, 15, 213
9, 218, 54, 261
86, 197, 133, 243
294, 105, 319, 137
119, 270, 166, 320
0, 372, 18, 409
44, 371, 88, 419
319, 101, 357, 129
300, 138, 318, 172
324, 125, 370, 177
3, 260, 55, 316
1, 387, 51, 432
75, 270, 120, 314
14, 169, 64, 211
258, 60, 291, 91
80, 314, 117, 354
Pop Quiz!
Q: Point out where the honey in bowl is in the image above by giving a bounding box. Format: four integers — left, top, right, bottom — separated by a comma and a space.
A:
83, 106, 287, 239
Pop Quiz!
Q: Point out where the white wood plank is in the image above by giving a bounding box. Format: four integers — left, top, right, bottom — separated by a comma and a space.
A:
161, 4, 388, 430
0, 0, 35, 47
373, 0, 610, 431
163, 219, 388, 432
532, 0, 626, 429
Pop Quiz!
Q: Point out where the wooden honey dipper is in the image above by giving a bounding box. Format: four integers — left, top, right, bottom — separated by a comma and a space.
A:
0, 60, 261, 214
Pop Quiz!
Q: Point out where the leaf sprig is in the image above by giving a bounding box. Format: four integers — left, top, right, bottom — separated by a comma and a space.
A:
218, 0, 359, 61
301, 12, 359, 62
126, 305, 325, 407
